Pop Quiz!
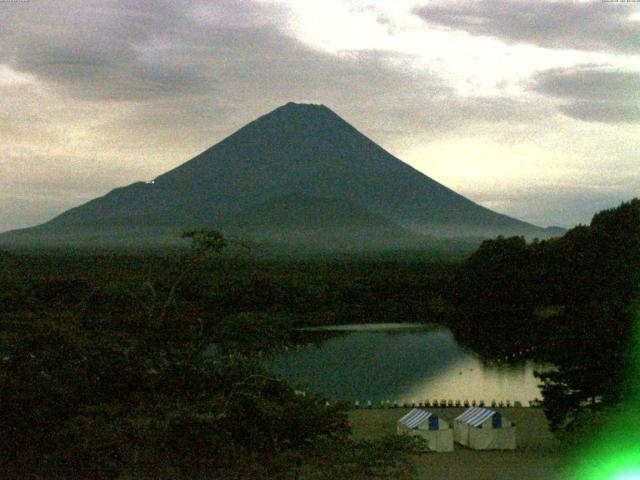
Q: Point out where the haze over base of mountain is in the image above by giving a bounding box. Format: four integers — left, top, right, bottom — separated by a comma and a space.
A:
0, 102, 564, 250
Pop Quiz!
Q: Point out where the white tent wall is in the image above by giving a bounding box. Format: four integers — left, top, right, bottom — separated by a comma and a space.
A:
468, 426, 516, 450
396, 409, 454, 453
454, 408, 517, 450
433, 429, 454, 452
398, 424, 454, 453
453, 421, 470, 447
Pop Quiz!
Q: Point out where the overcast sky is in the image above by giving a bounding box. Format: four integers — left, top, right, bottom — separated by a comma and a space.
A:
1, 0, 639, 232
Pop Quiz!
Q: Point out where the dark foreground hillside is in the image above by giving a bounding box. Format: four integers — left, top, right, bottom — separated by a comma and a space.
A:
1, 199, 636, 478
2, 243, 452, 478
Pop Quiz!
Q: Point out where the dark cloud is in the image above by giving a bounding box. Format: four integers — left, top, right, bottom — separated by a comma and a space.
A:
414, 0, 640, 53
534, 68, 640, 100
0, 0, 213, 100
0, 0, 437, 110
0, 0, 541, 128
532, 67, 640, 123
559, 101, 640, 124
0, 0, 554, 136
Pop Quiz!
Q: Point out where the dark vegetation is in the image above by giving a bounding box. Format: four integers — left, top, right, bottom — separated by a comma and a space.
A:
0, 236, 443, 478
1, 198, 637, 476
0, 250, 456, 331
451, 199, 640, 435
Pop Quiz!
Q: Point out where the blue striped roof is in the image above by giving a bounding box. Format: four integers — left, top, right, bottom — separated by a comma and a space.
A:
398, 409, 434, 429
455, 407, 497, 427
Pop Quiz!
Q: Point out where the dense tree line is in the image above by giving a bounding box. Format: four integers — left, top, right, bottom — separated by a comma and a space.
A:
0, 250, 455, 329
451, 199, 640, 432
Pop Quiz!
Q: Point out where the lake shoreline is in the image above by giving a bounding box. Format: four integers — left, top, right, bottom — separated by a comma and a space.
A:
268, 322, 545, 405
298, 322, 435, 332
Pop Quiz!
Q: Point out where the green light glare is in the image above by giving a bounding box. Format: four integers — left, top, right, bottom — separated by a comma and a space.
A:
575, 451, 640, 480
564, 414, 640, 480
563, 310, 640, 480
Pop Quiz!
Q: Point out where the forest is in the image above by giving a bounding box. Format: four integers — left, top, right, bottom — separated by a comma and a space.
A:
451, 198, 640, 433
1, 199, 638, 477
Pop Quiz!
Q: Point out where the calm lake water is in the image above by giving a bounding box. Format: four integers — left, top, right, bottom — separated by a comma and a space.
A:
265, 323, 543, 404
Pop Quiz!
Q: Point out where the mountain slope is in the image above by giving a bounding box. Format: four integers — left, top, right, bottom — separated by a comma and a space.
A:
226, 193, 422, 249
0, 102, 558, 249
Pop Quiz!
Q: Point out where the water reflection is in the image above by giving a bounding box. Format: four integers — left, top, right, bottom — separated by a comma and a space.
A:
266, 324, 544, 403
405, 357, 542, 405
300, 323, 428, 332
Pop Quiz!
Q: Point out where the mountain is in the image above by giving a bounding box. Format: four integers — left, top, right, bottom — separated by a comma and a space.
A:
0, 102, 561, 249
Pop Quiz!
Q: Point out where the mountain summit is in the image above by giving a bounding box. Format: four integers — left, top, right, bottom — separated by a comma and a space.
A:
1, 102, 557, 249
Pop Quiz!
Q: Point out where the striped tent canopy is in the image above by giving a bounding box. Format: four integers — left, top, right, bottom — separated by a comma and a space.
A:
455, 407, 501, 428
398, 409, 439, 430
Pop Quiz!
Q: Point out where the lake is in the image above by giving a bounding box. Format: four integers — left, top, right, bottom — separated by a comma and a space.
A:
266, 323, 544, 405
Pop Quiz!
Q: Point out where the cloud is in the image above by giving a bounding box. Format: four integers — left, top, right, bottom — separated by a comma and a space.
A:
558, 101, 640, 124
532, 66, 640, 123
533, 67, 640, 100
0, 0, 638, 231
414, 0, 640, 54
0, 0, 442, 109
0, 0, 612, 137
1, 0, 212, 101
